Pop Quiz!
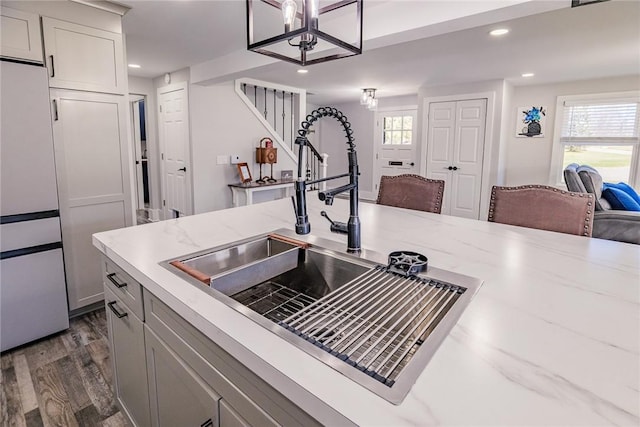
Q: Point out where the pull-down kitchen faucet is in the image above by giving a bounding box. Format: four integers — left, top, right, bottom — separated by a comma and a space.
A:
292, 107, 361, 253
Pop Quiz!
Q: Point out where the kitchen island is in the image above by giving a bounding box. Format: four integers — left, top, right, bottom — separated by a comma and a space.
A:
93, 197, 639, 426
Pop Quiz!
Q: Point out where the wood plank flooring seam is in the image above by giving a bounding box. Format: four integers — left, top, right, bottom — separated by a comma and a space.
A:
0, 308, 124, 427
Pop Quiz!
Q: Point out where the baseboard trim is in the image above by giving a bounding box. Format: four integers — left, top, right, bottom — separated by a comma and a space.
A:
69, 301, 104, 319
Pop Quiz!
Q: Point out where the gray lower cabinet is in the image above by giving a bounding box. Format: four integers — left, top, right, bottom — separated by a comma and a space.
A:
145, 326, 220, 427
219, 400, 250, 427
103, 255, 325, 427
104, 286, 151, 427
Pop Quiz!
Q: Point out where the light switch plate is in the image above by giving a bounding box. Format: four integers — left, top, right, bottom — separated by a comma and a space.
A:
216, 155, 229, 165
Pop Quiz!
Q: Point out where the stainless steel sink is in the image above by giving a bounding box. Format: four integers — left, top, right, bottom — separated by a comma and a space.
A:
163, 230, 483, 404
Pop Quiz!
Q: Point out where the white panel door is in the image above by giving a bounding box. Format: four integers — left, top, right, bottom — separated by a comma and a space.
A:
51, 89, 134, 310
426, 102, 456, 212
450, 100, 487, 218
426, 99, 487, 219
373, 109, 418, 193
158, 82, 191, 218
42, 17, 125, 94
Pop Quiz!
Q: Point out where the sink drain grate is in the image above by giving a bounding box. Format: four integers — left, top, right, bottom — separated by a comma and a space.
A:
278, 266, 466, 386
232, 281, 318, 323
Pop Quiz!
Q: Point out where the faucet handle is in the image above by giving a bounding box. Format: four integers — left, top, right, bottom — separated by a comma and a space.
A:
320, 211, 348, 234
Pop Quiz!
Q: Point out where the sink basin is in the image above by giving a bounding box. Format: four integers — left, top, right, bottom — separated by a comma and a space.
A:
170, 234, 298, 282
163, 230, 483, 404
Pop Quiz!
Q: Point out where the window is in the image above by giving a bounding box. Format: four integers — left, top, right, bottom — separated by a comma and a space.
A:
383, 115, 413, 145
554, 93, 640, 187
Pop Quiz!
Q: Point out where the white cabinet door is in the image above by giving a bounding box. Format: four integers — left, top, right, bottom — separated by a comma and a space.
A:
42, 17, 125, 94
426, 99, 487, 219
52, 89, 134, 310
220, 399, 250, 427
104, 287, 150, 427
145, 327, 220, 427
0, 6, 43, 63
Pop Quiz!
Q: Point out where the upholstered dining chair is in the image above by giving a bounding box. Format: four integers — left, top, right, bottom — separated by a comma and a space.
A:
376, 174, 445, 214
488, 185, 595, 237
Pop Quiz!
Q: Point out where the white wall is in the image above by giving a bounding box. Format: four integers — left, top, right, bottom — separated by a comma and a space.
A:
189, 81, 297, 213
317, 103, 373, 197
504, 75, 640, 186
153, 68, 190, 90
128, 76, 161, 213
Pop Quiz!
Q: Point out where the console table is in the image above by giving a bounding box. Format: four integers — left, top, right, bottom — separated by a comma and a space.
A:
228, 180, 294, 207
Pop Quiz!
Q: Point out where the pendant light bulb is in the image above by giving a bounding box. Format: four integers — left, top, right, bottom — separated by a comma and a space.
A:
367, 97, 378, 111
360, 90, 369, 105
309, 0, 319, 19
282, 0, 297, 32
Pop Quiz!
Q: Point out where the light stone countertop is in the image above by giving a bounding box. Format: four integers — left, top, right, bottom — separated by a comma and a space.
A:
93, 197, 640, 426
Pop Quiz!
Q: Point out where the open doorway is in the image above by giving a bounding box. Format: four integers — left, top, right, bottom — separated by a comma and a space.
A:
130, 94, 152, 224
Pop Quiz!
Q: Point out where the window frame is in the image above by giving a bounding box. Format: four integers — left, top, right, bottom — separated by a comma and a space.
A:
549, 90, 640, 189
382, 114, 414, 145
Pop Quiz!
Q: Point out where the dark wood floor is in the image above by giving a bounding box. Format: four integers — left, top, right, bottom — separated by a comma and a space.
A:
0, 309, 126, 426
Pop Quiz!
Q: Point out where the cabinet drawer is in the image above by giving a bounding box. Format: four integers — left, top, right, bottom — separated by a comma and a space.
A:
145, 291, 310, 427
104, 258, 144, 320
1, 248, 68, 352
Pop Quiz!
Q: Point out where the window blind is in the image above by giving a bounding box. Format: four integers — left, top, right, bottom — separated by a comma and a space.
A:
560, 100, 639, 145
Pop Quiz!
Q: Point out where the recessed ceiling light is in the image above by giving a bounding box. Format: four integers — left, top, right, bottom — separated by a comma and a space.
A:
297, 69, 308, 74
128, 64, 141, 68
522, 73, 535, 77
489, 28, 509, 36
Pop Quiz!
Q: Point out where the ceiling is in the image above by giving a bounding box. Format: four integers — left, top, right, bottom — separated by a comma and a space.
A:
121, 0, 640, 104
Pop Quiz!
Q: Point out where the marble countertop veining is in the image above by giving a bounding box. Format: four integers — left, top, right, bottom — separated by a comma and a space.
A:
92, 197, 640, 426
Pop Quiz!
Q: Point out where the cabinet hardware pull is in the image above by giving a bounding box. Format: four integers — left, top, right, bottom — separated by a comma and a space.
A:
52, 99, 58, 121
107, 272, 128, 288
200, 419, 213, 427
107, 301, 128, 318
49, 55, 55, 77
447, 166, 453, 170
452, 166, 459, 171
178, 167, 186, 172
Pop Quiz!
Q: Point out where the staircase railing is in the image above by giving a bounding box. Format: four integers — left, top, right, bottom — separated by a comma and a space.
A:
234, 78, 327, 189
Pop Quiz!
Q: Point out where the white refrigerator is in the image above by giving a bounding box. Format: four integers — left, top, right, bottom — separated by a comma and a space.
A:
1, 60, 69, 352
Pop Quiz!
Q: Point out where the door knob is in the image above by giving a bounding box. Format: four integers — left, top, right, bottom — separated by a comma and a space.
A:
178, 167, 186, 172
447, 166, 453, 170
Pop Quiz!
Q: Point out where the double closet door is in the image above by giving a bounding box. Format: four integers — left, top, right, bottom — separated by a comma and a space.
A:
426, 99, 487, 219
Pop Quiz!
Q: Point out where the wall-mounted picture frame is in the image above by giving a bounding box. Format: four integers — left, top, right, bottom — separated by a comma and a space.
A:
237, 162, 252, 183
280, 170, 293, 181
516, 106, 546, 138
